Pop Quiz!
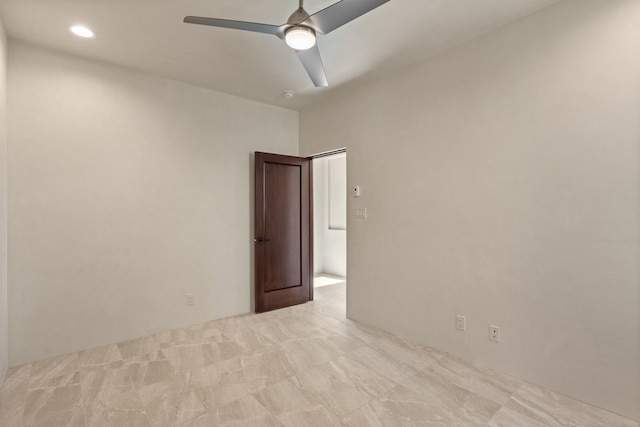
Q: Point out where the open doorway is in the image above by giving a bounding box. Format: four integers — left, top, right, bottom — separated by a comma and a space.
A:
312, 151, 347, 294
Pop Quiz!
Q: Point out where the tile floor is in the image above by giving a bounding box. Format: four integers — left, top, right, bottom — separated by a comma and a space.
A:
313, 274, 346, 288
0, 283, 637, 426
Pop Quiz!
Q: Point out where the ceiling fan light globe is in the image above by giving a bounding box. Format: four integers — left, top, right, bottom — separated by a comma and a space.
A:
285, 26, 316, 50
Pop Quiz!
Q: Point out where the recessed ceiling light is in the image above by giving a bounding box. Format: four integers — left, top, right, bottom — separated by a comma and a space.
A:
68, 25, 95, 38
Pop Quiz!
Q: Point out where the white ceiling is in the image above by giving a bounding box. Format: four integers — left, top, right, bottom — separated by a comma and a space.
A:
0, 0, 563, 110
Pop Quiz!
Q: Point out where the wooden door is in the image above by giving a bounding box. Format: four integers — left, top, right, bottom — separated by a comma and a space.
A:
255, 152, 313, 313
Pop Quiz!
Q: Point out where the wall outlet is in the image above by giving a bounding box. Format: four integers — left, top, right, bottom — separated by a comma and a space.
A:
489, 325, 501, 342
456, 315, 466, 331
186, 293, 195, 306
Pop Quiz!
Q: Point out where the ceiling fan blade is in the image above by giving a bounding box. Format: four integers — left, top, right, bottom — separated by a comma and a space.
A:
303, 0, 390, 35
184, 16, 284, 38
296, 45, 328, 87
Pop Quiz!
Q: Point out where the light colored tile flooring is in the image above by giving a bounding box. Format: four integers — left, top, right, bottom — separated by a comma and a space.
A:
0, 283, 637, 427
314, 274, 346, 288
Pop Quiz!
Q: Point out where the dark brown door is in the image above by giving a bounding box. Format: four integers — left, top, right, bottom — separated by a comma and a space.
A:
255, 152, 313, 313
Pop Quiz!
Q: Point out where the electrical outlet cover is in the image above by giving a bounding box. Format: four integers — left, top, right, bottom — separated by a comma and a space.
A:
489, 325, 501, 342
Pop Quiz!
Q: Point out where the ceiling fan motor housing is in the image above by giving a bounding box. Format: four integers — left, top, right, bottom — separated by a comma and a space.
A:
287, 7, 311, 25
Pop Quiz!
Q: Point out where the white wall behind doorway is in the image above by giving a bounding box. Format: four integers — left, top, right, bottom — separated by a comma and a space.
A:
313, 153, 347, 279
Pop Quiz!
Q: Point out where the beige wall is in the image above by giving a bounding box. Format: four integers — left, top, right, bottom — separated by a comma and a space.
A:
0, 17, 8, 382
7, 41, 298, 365
300, 0, 640, 420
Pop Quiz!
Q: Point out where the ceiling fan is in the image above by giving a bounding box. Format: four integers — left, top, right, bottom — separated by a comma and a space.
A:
184, 0, 390, 87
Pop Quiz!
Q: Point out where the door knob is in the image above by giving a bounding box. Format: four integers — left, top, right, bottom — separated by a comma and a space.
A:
255, 237, 271, 244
